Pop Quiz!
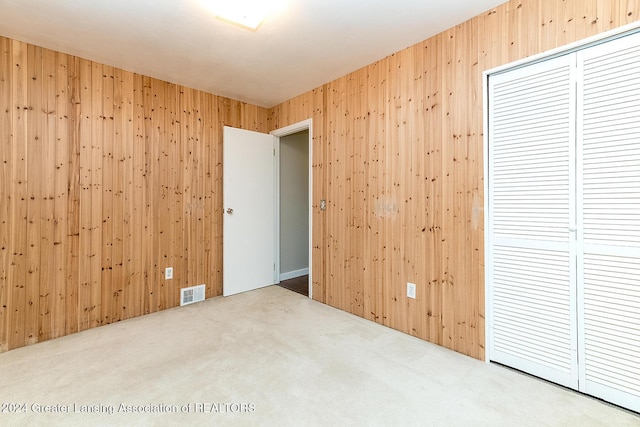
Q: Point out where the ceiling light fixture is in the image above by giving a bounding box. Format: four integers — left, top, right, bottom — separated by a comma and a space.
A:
202, 0, 284, 31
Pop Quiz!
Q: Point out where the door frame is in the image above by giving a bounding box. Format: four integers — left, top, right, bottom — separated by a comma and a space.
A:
271, 119, 313, 299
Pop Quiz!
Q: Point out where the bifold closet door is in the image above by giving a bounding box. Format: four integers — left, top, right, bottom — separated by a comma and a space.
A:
577, 32, 640, 413
488, 54, 578, 389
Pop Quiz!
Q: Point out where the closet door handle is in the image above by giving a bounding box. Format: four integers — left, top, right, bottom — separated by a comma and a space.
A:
569, 225, 577, 232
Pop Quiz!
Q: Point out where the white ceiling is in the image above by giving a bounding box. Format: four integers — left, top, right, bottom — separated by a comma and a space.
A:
0, 0, 507, 107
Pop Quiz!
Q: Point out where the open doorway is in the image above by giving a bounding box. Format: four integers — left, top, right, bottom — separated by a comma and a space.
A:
272, 119, 312, 298
279, 130, 309, 296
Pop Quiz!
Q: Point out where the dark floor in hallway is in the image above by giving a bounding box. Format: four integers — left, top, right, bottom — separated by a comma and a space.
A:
278, 275, 309, 297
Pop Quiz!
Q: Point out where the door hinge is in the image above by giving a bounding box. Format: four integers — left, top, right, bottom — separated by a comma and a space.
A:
273, 148, 276, 156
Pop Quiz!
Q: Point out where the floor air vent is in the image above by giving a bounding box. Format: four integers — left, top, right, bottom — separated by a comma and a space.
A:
180, 284, 206, 306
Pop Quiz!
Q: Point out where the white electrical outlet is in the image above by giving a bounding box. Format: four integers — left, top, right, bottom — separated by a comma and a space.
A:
165, 267, 173, 280
407, 282, 416, 299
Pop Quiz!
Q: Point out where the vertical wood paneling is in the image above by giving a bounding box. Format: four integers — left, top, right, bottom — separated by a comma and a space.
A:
150, 80, 161, 310
0, 37, 11, 352
362, 61, 379, 324
78, 57, 92, 332
130, 73, 144, 320
384, 51, 401, 330
9, 40, 28, 349
440, 26, 455, 352
426, 35, 443, 346
312, 87, 326, 303
40, 48, 56, 342
192, 91, 204, 292
162, 83, 176, 309
65, 56, 80, 336
119, 69, 134, 322
0, 36, 269, 352
156, 80, 167, 310
52, 52, 68, 340
101, 64, 114, 324
202, 93, 214, 298
182, 87, 194, 289
269, 0, 640, 360
170, 84, 185, 299
89, 61, 103, 328
210, 95, 222, 297
325, 77, 344, 311
25, 44, 42, 346
407, 41, 425, 339
352, 71, 365, 318
141, 76, 153, 315
111, 67, 124, 323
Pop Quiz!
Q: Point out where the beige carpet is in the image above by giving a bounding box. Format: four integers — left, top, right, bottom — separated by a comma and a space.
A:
0, 285, 637, 426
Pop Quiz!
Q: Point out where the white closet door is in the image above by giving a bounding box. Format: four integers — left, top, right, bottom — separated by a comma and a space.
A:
577, 32, 640, 413
488, 55, 578, 388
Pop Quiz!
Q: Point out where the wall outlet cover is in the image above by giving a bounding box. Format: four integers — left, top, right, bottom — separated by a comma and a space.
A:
407, 282, 416, 299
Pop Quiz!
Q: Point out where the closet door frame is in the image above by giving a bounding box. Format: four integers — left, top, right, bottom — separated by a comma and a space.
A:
484, 20, 640, 367
485, 22, 640, 415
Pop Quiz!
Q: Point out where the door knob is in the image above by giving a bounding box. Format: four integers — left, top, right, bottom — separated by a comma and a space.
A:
226, 208, 233, 214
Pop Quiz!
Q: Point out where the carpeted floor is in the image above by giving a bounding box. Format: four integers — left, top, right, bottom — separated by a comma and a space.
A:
0, 285, 637, 426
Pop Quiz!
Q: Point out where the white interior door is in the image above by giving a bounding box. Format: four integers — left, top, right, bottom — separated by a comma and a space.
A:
487, 54, 579, 389
223, 126, 275, 297
487, 30, 640, 414
577, 32, 640, 413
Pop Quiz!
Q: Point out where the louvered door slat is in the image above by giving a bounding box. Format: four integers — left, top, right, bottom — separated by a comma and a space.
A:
577, 31, 640, 413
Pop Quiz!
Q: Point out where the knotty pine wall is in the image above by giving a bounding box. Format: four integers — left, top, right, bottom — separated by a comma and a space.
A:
2, 0, 639, 356
271, 0, 640, 360
0, 36, 269, 352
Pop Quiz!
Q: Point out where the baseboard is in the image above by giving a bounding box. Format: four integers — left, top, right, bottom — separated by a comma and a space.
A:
280, 268, 309, 281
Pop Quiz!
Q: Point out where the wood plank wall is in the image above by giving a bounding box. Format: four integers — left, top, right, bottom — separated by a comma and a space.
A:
0, 37, 269, 352
2, 0, 639, 356
270, 0, 640, 360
